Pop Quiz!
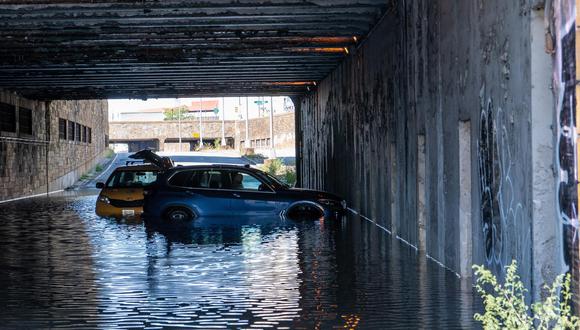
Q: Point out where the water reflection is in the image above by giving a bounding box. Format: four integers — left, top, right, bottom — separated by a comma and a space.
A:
0, 197, 99, 329
0, 193, 479, 328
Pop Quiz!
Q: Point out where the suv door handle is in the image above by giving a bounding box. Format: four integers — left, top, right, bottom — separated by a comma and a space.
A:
232, 193, 241, 198
185, 191, 196, 196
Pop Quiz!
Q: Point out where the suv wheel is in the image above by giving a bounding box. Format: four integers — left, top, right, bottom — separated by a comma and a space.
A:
286, 203, 324, 221
165, 207, 193, 222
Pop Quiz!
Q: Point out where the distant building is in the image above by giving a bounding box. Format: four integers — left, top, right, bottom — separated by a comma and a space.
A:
111, 100, 220, 122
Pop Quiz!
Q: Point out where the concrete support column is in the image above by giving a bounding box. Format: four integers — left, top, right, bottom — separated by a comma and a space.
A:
531, 7, 561, 300
459, 120, 472, 278
417, 134, 427, 252
435, 103, 445, 263
291, 96, 302, 188
390, 142, 398, 235
44, 101, 51, 195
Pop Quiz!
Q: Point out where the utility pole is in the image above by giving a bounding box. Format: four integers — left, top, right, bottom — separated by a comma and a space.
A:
245, 97, 249, 149
177, 99, 182, 152
269, 96, 275, 159
199, 97, 203, 149
221, 97, 226, 147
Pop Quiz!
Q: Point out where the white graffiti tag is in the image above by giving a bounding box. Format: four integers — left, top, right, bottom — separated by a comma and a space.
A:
478, 98, 524, 267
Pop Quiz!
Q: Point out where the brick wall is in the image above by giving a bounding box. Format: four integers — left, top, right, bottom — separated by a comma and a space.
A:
0, 90, 108, 201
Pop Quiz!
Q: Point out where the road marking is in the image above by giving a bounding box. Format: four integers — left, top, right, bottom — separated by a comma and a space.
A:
0, 189, 64, 204
347, 206, 461, 278
94, 153, 119, 181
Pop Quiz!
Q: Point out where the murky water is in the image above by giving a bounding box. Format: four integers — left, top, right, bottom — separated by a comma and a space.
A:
0, 192, 480, 329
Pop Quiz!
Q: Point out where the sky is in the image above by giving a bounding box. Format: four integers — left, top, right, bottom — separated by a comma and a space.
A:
108, 98, 198, 112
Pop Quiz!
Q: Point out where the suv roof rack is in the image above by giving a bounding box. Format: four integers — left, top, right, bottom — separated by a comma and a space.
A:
125, 160, 146, 166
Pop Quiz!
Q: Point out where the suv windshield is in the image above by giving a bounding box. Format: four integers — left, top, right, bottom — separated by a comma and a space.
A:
106, 170, 158, 188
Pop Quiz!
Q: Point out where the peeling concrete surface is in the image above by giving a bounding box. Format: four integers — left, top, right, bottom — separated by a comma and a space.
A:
530, 8, 561, 302
459, 120, 473, 278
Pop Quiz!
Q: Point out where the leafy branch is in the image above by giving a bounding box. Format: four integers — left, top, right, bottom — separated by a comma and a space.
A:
474, 261, 579, 329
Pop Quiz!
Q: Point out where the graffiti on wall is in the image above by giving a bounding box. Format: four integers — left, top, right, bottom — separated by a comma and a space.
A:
553, 0, 579, 282
557, 26, 578, 255
478, 97, 524, 267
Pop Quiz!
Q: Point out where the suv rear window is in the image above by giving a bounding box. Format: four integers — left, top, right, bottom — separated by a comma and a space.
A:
168, 170, 194, 187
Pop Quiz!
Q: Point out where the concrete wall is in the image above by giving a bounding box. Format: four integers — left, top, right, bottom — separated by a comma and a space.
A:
298, 1, 563, 299
0, 90, 108, 201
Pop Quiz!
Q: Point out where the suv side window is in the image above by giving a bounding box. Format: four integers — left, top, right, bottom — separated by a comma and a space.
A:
192, 170, 226, 189
168, 169, 268, 191
168, 170, 194, 187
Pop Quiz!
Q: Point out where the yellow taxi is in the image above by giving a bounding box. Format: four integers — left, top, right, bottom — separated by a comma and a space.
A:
95, 164, 160, 218
96, 150, 174, 218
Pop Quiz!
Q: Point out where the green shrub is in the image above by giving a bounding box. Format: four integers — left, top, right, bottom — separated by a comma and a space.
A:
284, 168, 296, 186
95, 164, 103, 173
264, 158, 283, 175
473, 260, 579, 329
213, 139, 222, 150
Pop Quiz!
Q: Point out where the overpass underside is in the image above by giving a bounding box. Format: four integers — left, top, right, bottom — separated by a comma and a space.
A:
0, 0, 578, 307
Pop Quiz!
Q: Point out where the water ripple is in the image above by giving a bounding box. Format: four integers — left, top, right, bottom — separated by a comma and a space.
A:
0, 193, 480, 329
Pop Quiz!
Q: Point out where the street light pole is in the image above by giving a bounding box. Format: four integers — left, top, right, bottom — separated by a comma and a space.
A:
176, 99, 182, 152
269, 96, 275, 159
245, 97, 249, 149
199, 97, 203, 149
178, 110, 182, 152
221, 97, 226, 147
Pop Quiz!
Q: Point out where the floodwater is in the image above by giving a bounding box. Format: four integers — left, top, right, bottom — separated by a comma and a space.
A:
0, 191, 480, 329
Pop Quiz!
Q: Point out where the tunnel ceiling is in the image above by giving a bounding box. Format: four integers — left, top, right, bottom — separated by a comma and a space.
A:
0, 0, 389, 100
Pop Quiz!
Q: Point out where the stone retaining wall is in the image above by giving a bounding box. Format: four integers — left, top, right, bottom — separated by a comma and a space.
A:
0, 90, 108, 201
109, 113, 295, 152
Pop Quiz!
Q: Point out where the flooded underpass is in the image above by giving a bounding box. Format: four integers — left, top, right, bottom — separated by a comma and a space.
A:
0, 191, 480, 329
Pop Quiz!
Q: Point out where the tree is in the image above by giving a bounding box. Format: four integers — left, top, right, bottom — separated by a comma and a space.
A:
163, 105, 190, 121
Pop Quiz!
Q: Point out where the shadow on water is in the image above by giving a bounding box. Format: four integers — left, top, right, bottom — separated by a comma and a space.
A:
0, 193, 481, 329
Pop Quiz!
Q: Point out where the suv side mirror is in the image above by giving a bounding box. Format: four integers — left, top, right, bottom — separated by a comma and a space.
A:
96, 182, 105, 189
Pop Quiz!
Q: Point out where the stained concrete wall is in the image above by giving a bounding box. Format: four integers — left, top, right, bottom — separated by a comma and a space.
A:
0, 90, 108, 201
298, 1, 560, 298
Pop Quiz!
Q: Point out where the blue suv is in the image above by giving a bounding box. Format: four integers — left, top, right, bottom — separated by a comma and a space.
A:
143, 165, 346, 221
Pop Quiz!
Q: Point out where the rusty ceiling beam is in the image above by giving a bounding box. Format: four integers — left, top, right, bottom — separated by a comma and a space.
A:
0, 0, 389, 99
